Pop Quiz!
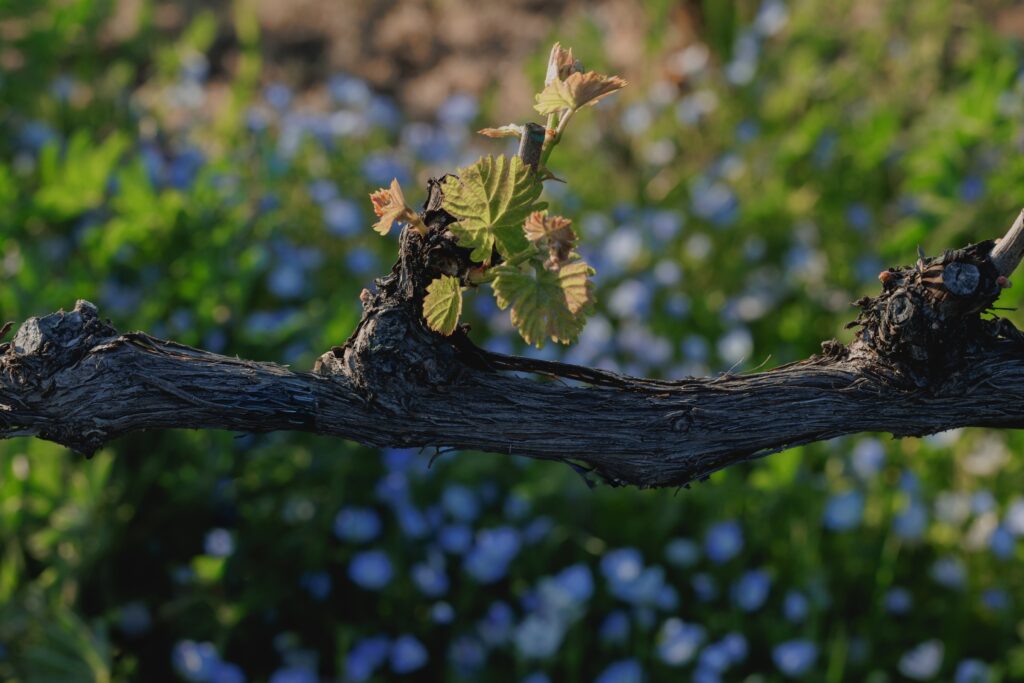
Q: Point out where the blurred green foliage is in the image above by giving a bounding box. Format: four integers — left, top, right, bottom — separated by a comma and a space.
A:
5, 0, 1024, 681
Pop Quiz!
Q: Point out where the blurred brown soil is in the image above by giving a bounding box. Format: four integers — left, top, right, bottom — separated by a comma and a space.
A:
109, 0, 705, 119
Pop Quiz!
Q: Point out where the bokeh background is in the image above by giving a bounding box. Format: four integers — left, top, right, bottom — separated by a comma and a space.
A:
4, 0, 1024, 681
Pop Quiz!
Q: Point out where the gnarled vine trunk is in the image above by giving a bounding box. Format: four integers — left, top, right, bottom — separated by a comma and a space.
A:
4, 179, 1024, 488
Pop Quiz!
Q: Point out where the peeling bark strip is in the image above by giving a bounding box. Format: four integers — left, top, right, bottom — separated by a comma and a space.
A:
3, 194, 1024, 487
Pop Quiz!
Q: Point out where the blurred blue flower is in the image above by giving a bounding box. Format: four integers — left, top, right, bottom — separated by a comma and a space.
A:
608, 279, 652, 320
812, 130, 837, 167
823, 491, 864, 532
692, 667, 721, 683
328, 74, 371, 107
523, 516, 554, 544
736, 119, 760, 143
982, 588, 1010, 611
845, 203, 872, 232
721, 633, 748, 662
894, 500, 929, 541
323, 199, 363, 237
390, 635, 428, 674
348, 550, 393, 590
299, 571, 332, 601
345, 248, 378, 275
705, 521, 744, 563
268, 667, 315, 683
594, 658, 644, 683
773, 639, 817, 678
307, 179, 337, 204
954, 659, 989, 683
931, 556, 966, 590
604, 556, 667, 607
264, 83, 293, 111
394, 503, 430, 540
899, 640, 944, 680
990, 525, 1015, 559
401, 123, 455, 164
503, 493, 531, 520
268, 264, 306, 299
732, 569, 771, 612
632, 606, 656, 630
690, 176, 738, 226
692, 573, 718, 602
697, 642, 731, 673
900, 470, 921, 493
464, 526, 522, 583
168, 148, 205, 189
362, 153, 411, 187
755, 0, 789, 35
851, 438, 885, 479
376, 473, 409, 503
555, 563, 594, 604
601, 548, 643, 587
442, 484, 480, 522
368, 96, 399, 133
411, 555, 449, 598
1006, 497, 1024, 536
449, 636, 486, 676
440, 524, 474, 554
959, 176, 985, 203
172, 640, 220, 682
210, 662, 246, 683
656, 584, 679, 611
431, 601, 455, 624
514, 614, 564, 659
438, 93, 479, 127
972, 490, 996, 515
664, 538, 700, 568
381, 448, 416, 472
333, 507, 382, 543
521, 674, 551, 683
600, 610, 630, 644
783, 590, 809, 622
884, 587, 913, 615
478, 601, 515, 646
18, 121, 56, 151
119, 601, 152, 637
656, 618, 705, 666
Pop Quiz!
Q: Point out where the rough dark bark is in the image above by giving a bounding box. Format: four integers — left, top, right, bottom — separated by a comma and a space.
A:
4, 184, 1024, 488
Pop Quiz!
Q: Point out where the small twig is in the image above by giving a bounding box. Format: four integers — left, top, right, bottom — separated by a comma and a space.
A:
517, 122, 546, 172
990, 208, 1024, 276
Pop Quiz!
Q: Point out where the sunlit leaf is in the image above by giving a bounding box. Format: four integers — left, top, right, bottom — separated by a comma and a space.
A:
422, 275, 463, 336
534, 71, 627, 115
491, 260, 594, 347
534, 79, 577, 115
442, 156, 545, 262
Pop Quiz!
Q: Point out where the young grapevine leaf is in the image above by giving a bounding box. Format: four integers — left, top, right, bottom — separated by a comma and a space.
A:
369, 178, 427, 236
422, 275, 463, 336
543, 42, 582, 86
442, 156, 545, 263
534, 71, 627, 115
524, 211, 576, 269
491, 260, 595, 347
